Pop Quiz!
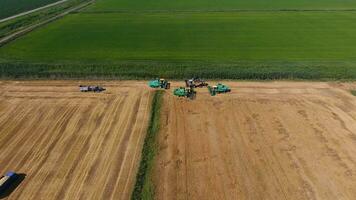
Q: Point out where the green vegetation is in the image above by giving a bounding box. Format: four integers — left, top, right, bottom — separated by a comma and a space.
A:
1, 0, 356, 80
87, 0, 356, 12
2, 12, 356, 64
0, 0, 90, 39
1, 62, 355, 80
0, 0, 61, 19
351, 90, 356, 96
132, 91, 163, 200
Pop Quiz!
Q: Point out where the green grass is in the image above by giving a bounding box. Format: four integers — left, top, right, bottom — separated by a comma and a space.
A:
1, 0, 356, 80
0, 0, 89, 39
1, 62, 355, 80
132, 90, 163, 200
0, 0, 61, 19
2, 12, 356, 64
86, 0, 356, 12
351, 90, 356, 96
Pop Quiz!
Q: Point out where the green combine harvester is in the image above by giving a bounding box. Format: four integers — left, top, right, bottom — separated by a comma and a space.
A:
208, 83, 231, 96
173, 87, 196, 100
148, 78, 170, 89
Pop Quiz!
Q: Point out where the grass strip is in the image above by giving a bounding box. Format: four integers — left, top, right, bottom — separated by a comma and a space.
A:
131, 90, 164, 200
0, 0, 90, 40
1, 62, 356, 80
351, 90, 356, 96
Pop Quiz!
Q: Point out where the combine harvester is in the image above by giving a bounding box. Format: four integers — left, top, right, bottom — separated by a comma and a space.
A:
185, 77, 208, 88
173, 87, 196, 100
79, 85, 106, 92
208, 83, 231, 96
0, 171, 18, 194
149, 78, 171, 89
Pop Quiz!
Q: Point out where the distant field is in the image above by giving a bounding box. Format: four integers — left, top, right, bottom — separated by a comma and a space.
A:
87, 0, 356, 11
0, 0, 61, 19
1, 0, 356, 79
1, 12, 356, 63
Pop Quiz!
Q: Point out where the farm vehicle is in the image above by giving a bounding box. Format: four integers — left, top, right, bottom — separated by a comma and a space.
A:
173, 87, 196, 100
208, 83, 231, 96
0, 171, 18, 194
185, 77, 208, 88
149, 78, 171, 89
79, 85, 106, 92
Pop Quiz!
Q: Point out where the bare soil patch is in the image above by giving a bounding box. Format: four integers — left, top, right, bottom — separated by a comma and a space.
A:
154, 82, 356, 200
0, 81, 152, 199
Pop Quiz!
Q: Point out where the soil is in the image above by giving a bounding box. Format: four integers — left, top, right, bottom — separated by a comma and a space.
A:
154, 81, 356, 200
0, 81, 152, 200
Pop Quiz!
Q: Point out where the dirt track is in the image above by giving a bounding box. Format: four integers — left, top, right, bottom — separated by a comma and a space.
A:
154, 82, 356, 200
0, 81, 152, 199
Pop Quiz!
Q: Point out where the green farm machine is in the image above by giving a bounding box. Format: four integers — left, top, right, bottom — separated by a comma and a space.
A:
148, 78, 171, 89
208, 83, 231, 96
173, 87, 196, 100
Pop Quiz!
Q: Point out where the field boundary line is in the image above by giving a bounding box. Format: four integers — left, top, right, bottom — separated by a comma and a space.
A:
0, 0, 69, 23
0, 0, 95, 47
131, 90, 164, 200
80, 8, 356, 14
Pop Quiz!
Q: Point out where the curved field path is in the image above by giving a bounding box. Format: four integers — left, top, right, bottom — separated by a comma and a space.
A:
0, 81, 152, 200
154, 81, 356, 200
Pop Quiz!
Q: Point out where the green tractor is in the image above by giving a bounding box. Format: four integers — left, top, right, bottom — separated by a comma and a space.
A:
208, 83, 231, 96
173, 87, 196, 100
148, 78, 170, 89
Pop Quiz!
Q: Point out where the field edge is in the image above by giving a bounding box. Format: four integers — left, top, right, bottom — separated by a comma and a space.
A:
131, 90, 164, 200
1, 62, 356, 80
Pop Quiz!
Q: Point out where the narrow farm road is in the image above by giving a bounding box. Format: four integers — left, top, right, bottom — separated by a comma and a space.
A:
0, 0, 94, 47
0, 0, 69, 23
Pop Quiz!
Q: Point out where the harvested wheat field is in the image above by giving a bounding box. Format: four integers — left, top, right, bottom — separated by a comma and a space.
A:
155, 82, 356, 200
0, 81, 152, 200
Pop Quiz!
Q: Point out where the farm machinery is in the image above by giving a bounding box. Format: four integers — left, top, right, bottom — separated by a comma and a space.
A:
208, 83, 231, 96
185, 77, 208, 88
79, 85, 106, 92
0, 171, 18, 194
149, 78, 171, 89
173, 87, 196, 100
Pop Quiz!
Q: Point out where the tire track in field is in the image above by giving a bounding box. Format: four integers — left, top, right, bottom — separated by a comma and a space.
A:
100, 95, 142, 199
0, 81, 152, 200
154, 82, 356, 200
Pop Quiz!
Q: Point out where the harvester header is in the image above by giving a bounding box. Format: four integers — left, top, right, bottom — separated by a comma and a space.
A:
148, 78, 171, 89
208, 83, 231, 96
173, 87, 196, 100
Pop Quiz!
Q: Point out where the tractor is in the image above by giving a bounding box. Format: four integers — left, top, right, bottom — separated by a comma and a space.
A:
185, 77, 208, 88
148, 78, 171, 89
173, 87, 196, 100
79, 85, 106, 92
208, 83, 231, 96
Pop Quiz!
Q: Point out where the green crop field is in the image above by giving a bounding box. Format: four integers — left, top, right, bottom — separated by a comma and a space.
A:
1, 0, 356, 80
2, 12, 356, 63
0, 0, 61, 19
87, 0, 356, 12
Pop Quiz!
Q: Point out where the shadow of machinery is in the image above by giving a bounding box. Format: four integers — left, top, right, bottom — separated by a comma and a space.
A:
0, 173, 26, 199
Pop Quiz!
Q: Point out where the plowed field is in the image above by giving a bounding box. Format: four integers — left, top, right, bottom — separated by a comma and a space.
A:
155, 82, 356, 200
0, 81, 152, 199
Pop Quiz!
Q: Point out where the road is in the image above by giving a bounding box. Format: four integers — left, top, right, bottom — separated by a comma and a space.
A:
154, 81, 356, 200
0, 0, 94, 47
0, 0, 69, 23
0, 81, 152, 199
